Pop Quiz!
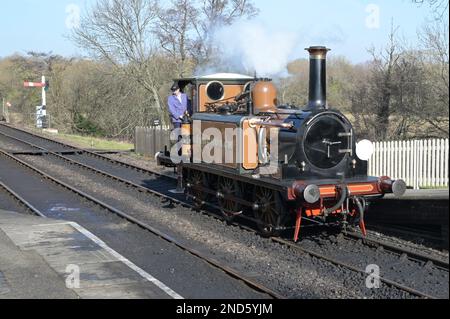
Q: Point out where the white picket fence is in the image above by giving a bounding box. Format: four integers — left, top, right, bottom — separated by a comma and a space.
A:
368, 139, 449, 190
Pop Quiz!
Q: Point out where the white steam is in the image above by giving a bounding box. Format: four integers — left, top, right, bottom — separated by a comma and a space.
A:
198, 21, 299, 77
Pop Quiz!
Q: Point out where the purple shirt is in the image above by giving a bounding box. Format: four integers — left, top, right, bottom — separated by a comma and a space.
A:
168, 93, 188, 124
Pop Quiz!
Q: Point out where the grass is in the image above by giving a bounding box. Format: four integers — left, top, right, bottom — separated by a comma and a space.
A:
41, 131, 134, 151
62, 134, 133, 150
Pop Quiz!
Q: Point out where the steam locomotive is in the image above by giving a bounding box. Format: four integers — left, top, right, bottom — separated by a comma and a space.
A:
158, 46, 406, 241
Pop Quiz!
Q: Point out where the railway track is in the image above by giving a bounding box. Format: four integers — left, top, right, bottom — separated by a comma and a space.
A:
0, 147, 282, 299
344, 230, 448, 270
272, 238, 438, 299
0, 123, 166, 178
1, 124, 447, 266
0, 123, 448, 299
0, 180, 44, 217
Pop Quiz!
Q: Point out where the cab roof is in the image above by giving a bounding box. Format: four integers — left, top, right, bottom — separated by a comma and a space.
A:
174, 73, 255, 82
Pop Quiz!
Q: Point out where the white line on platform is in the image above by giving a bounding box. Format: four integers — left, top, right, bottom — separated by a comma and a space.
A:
36, 221, 183, 299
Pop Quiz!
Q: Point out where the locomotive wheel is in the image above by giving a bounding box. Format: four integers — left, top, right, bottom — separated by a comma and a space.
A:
253, 187, 283, 237
187, 170, 207, 209
217, 177, 242, 222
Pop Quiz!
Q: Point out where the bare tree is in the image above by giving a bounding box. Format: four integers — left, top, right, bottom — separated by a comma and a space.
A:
155, 0, 259, 74
412, 0, 449, 20
71, 0, 258, 124
71, 0, 166, 113
392, 21, 449, 138
194, 0, 259, 64
155, 0, 199, 76
365, 24, 401, 140
349, 23, 417, 140
349, 19, 449, 140
416, 20, 449, 135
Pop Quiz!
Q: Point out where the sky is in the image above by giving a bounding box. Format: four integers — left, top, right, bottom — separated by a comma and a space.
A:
0, 0, 445, 63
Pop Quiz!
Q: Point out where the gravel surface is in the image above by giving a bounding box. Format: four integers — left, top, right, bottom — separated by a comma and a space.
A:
7, 125, 445, 253
298, 232, 448, 298
0, 153, 268, 299
104, 153, 177, 178
17, 153, 433, 299
0, 125, 73, 151
103, 152, 450, 258
3, 125, 447, 298
0, 135, 27, 152
361, 228, 449, 261
0, 188, 28, 213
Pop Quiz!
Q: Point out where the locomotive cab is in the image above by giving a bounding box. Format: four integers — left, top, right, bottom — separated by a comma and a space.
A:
172, 73, 254, 114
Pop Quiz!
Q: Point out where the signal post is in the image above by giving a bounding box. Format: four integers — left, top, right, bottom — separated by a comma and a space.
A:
24, 76, 50, 128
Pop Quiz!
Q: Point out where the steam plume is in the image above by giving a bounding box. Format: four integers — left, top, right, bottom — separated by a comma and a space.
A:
197, 21, 299, 77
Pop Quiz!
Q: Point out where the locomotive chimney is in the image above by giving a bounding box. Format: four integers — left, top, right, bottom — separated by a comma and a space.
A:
306, 46, 330, 110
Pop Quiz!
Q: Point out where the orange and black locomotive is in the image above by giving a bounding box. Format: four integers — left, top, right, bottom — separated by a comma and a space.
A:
158, 46, 406, 241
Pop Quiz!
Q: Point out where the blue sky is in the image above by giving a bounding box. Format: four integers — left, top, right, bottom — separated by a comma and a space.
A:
0, 0, 444, 63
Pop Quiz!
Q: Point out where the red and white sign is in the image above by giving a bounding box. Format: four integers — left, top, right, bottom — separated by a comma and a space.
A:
24, 81, 45, 88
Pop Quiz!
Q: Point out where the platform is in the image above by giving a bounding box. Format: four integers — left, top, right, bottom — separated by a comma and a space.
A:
369, 189, 448, 223
367, 189, 449, 247
0, 210, 179, 299
384, 189, 449, 200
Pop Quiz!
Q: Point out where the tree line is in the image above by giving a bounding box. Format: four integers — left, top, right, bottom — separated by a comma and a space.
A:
0, 0, 448, 141
280, 21, 448, 140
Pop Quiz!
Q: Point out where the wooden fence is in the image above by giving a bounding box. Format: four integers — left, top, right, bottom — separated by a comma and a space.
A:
134, 126, 171, 157
368, 139, 449, 190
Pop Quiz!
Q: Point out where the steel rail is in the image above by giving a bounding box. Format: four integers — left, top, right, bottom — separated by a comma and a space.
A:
271, 237, 439, 299
0, 129, 271, 228
215, 218, 443, 299
0, 130, 186, 204
0, 180, 46, 217
1, 124, 447, 298
344, 231, 449, 271
0, 123, 167, 178
0, 148, 285, 299
367, 223, 443, 243
2, 127, 448, 271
